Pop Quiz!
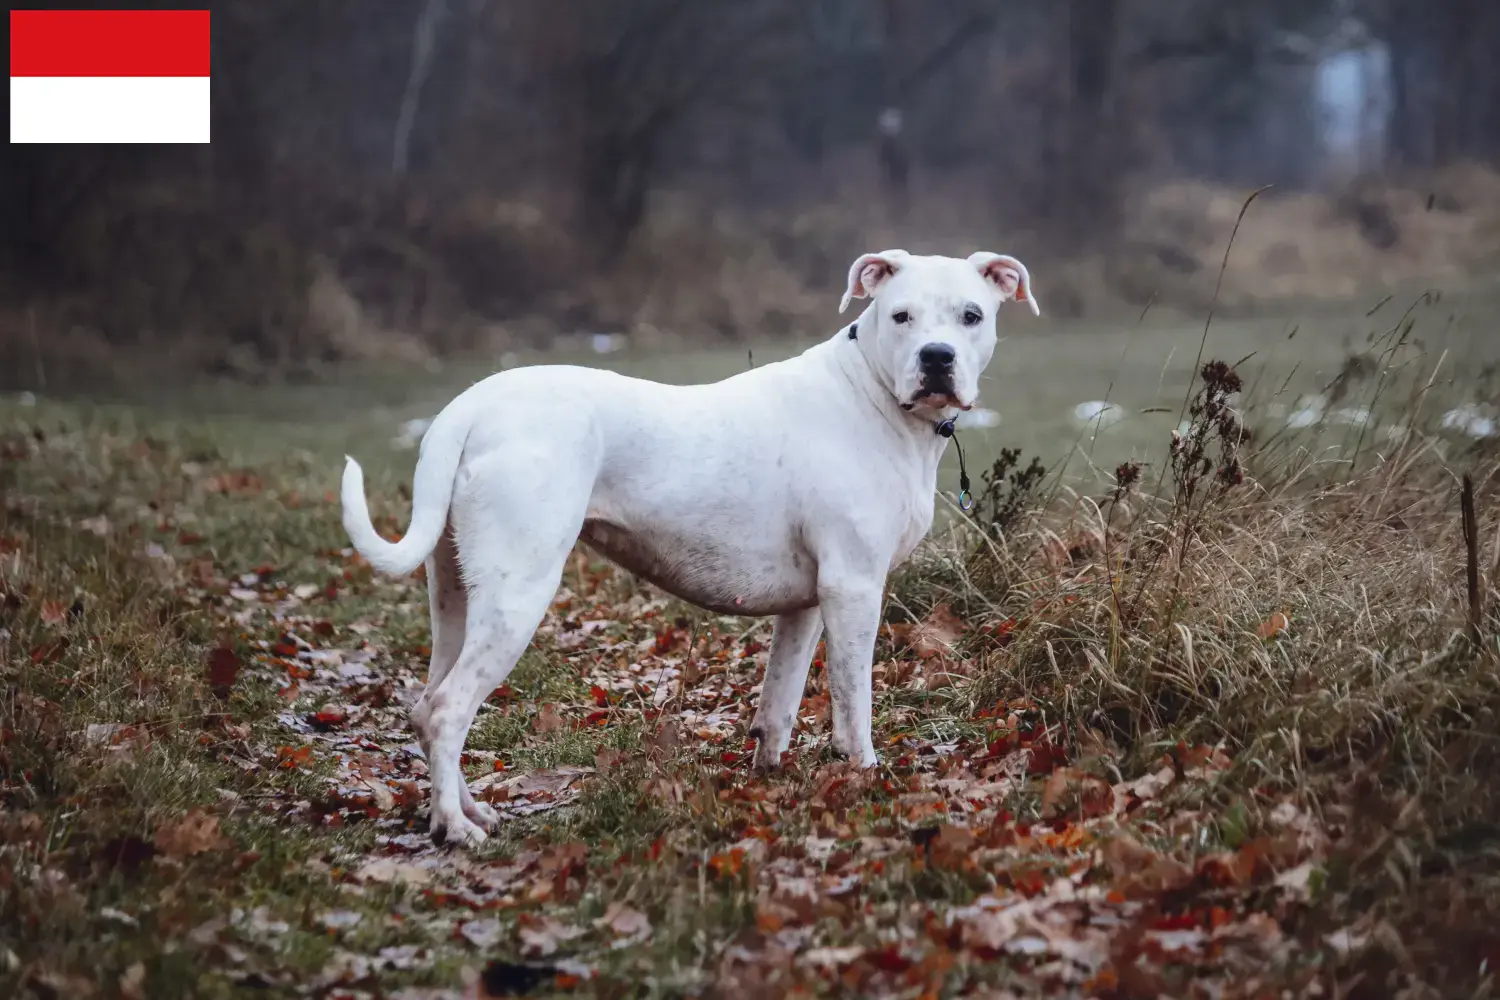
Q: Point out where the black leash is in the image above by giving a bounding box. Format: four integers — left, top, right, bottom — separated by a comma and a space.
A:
934, 418, 973, 511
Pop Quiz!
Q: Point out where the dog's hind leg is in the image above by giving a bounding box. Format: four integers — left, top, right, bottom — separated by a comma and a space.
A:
748, 607, 823, 771
410, 523, 498, 831
420, 456, 589, 847
413, 524, 465, 754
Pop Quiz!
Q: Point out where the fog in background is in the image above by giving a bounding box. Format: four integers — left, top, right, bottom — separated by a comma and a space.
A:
3, 0, 1500, 385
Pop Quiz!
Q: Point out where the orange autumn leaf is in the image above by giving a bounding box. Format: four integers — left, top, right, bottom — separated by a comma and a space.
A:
909, 603, 966, 660
1256, 611, 1290, 639
1040, 767, 1115, 820
533, 703, 566, 734
276, 745, 312, 768
708, 848, 747, 878
154, 807, 227, 858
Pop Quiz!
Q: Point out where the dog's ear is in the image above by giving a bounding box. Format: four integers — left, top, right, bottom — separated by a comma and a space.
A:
840, 250, 908, 314
969, 252, 1041, 316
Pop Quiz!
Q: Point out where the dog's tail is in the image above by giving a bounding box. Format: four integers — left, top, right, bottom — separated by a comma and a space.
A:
341, 407, 469, 577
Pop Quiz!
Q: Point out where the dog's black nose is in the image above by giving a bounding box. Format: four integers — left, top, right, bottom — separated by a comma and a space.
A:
919, 342, 956, 368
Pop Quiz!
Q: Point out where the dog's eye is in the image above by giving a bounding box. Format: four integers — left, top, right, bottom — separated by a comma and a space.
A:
962, 306, 983, 326
892, 310, 910, 324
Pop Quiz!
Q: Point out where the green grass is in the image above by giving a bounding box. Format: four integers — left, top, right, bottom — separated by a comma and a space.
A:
28, 284, 1500, 494
5, 304, 1500, 997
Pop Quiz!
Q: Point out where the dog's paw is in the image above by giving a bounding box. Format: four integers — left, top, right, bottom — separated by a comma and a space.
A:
750, 728, 786, 773
748, 724, 791, 774
464, 798, 501, 832
430, 812, 489, 848
750, 744, 784, 774
832, 735, 879, 769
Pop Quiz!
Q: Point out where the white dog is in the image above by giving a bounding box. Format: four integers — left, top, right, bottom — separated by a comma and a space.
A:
341, 249, 1039, 845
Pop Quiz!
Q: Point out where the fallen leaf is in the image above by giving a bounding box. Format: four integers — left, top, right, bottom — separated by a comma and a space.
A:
646, 718, 681, 759
207, 646, 241, 700
801, 945, 866, 969
205, 470, 263, 495
1256, 610, 1291, 639
909, 603, 966, 660
40, 599, 68, 625
1178, 742, 1233, 778
1196, 849, 1258, 887
317, 910, 364, 932
594, 747, 627, 771
533, 703, 566, 734
119, 962, 147, 1000
1324, 925, 1370, 958
922, 657, 976, 690
30, 639, 68, 664
459, 918, 506, 950
928, 824, 977, 868
1116, 765, 1175, 807
1101, 835, 1193, 898
376, 944, 432, 970
362, 777, 396, 812
82, 722, 126, 746
1039, 767, 1115, 820
154, 808, 227, 858
645, 777, 685, 806
593, 901, 652, 944
1266, 799, 1330, 858
277, 745, 313, 768
355, 857, 438, 886
309, 706, 348, 730
517, 915, 585, 957
1273, 860, 1321, 901
469, 766, 594, 806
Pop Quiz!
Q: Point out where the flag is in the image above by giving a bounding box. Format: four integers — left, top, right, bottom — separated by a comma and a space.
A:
10, 9, 210, 144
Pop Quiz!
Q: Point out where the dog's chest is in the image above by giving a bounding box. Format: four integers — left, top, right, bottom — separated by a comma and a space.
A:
890, 493, 935, 570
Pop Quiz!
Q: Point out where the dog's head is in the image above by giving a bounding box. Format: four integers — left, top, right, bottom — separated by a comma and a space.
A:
840, 249, 1040, 415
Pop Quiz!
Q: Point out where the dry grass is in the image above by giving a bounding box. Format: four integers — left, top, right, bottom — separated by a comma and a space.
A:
893, 358, 1500, 994
1110, 163, 1500, 312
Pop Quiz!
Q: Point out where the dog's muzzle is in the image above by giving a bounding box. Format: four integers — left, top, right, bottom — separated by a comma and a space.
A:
909, 341, 962, 410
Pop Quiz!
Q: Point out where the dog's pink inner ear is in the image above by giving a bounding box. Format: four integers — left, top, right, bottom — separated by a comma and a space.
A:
840, 251, 905, 312
973, 254, 1039, 315
981, 260, 1024, 301
858, 259, 895, 297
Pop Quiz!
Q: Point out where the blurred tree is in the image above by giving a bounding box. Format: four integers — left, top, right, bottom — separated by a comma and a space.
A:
4, 0, 1500, 371
508, 0, 802, 260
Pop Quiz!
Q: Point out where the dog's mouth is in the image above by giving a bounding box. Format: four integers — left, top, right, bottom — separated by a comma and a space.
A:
902, 386, 970, 412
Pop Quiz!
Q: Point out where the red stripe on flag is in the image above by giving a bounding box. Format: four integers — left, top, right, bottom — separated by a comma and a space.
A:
10, 9, 210, 77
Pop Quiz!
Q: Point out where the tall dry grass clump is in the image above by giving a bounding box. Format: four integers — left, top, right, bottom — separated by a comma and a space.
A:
895, 354, 1500, 977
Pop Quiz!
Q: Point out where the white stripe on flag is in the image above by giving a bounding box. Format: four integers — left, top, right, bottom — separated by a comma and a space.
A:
10, 76, 210, 144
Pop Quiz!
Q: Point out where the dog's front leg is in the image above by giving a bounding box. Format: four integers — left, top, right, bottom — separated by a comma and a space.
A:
817, 577, 883, 767
748, 607, 823, 772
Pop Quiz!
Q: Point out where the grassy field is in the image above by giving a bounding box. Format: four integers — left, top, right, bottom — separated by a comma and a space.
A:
4, 298, 1500, 998
63, 283, 1500, 500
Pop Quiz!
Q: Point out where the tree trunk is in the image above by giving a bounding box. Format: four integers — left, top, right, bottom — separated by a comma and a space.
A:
1057, 0, 1121, 251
